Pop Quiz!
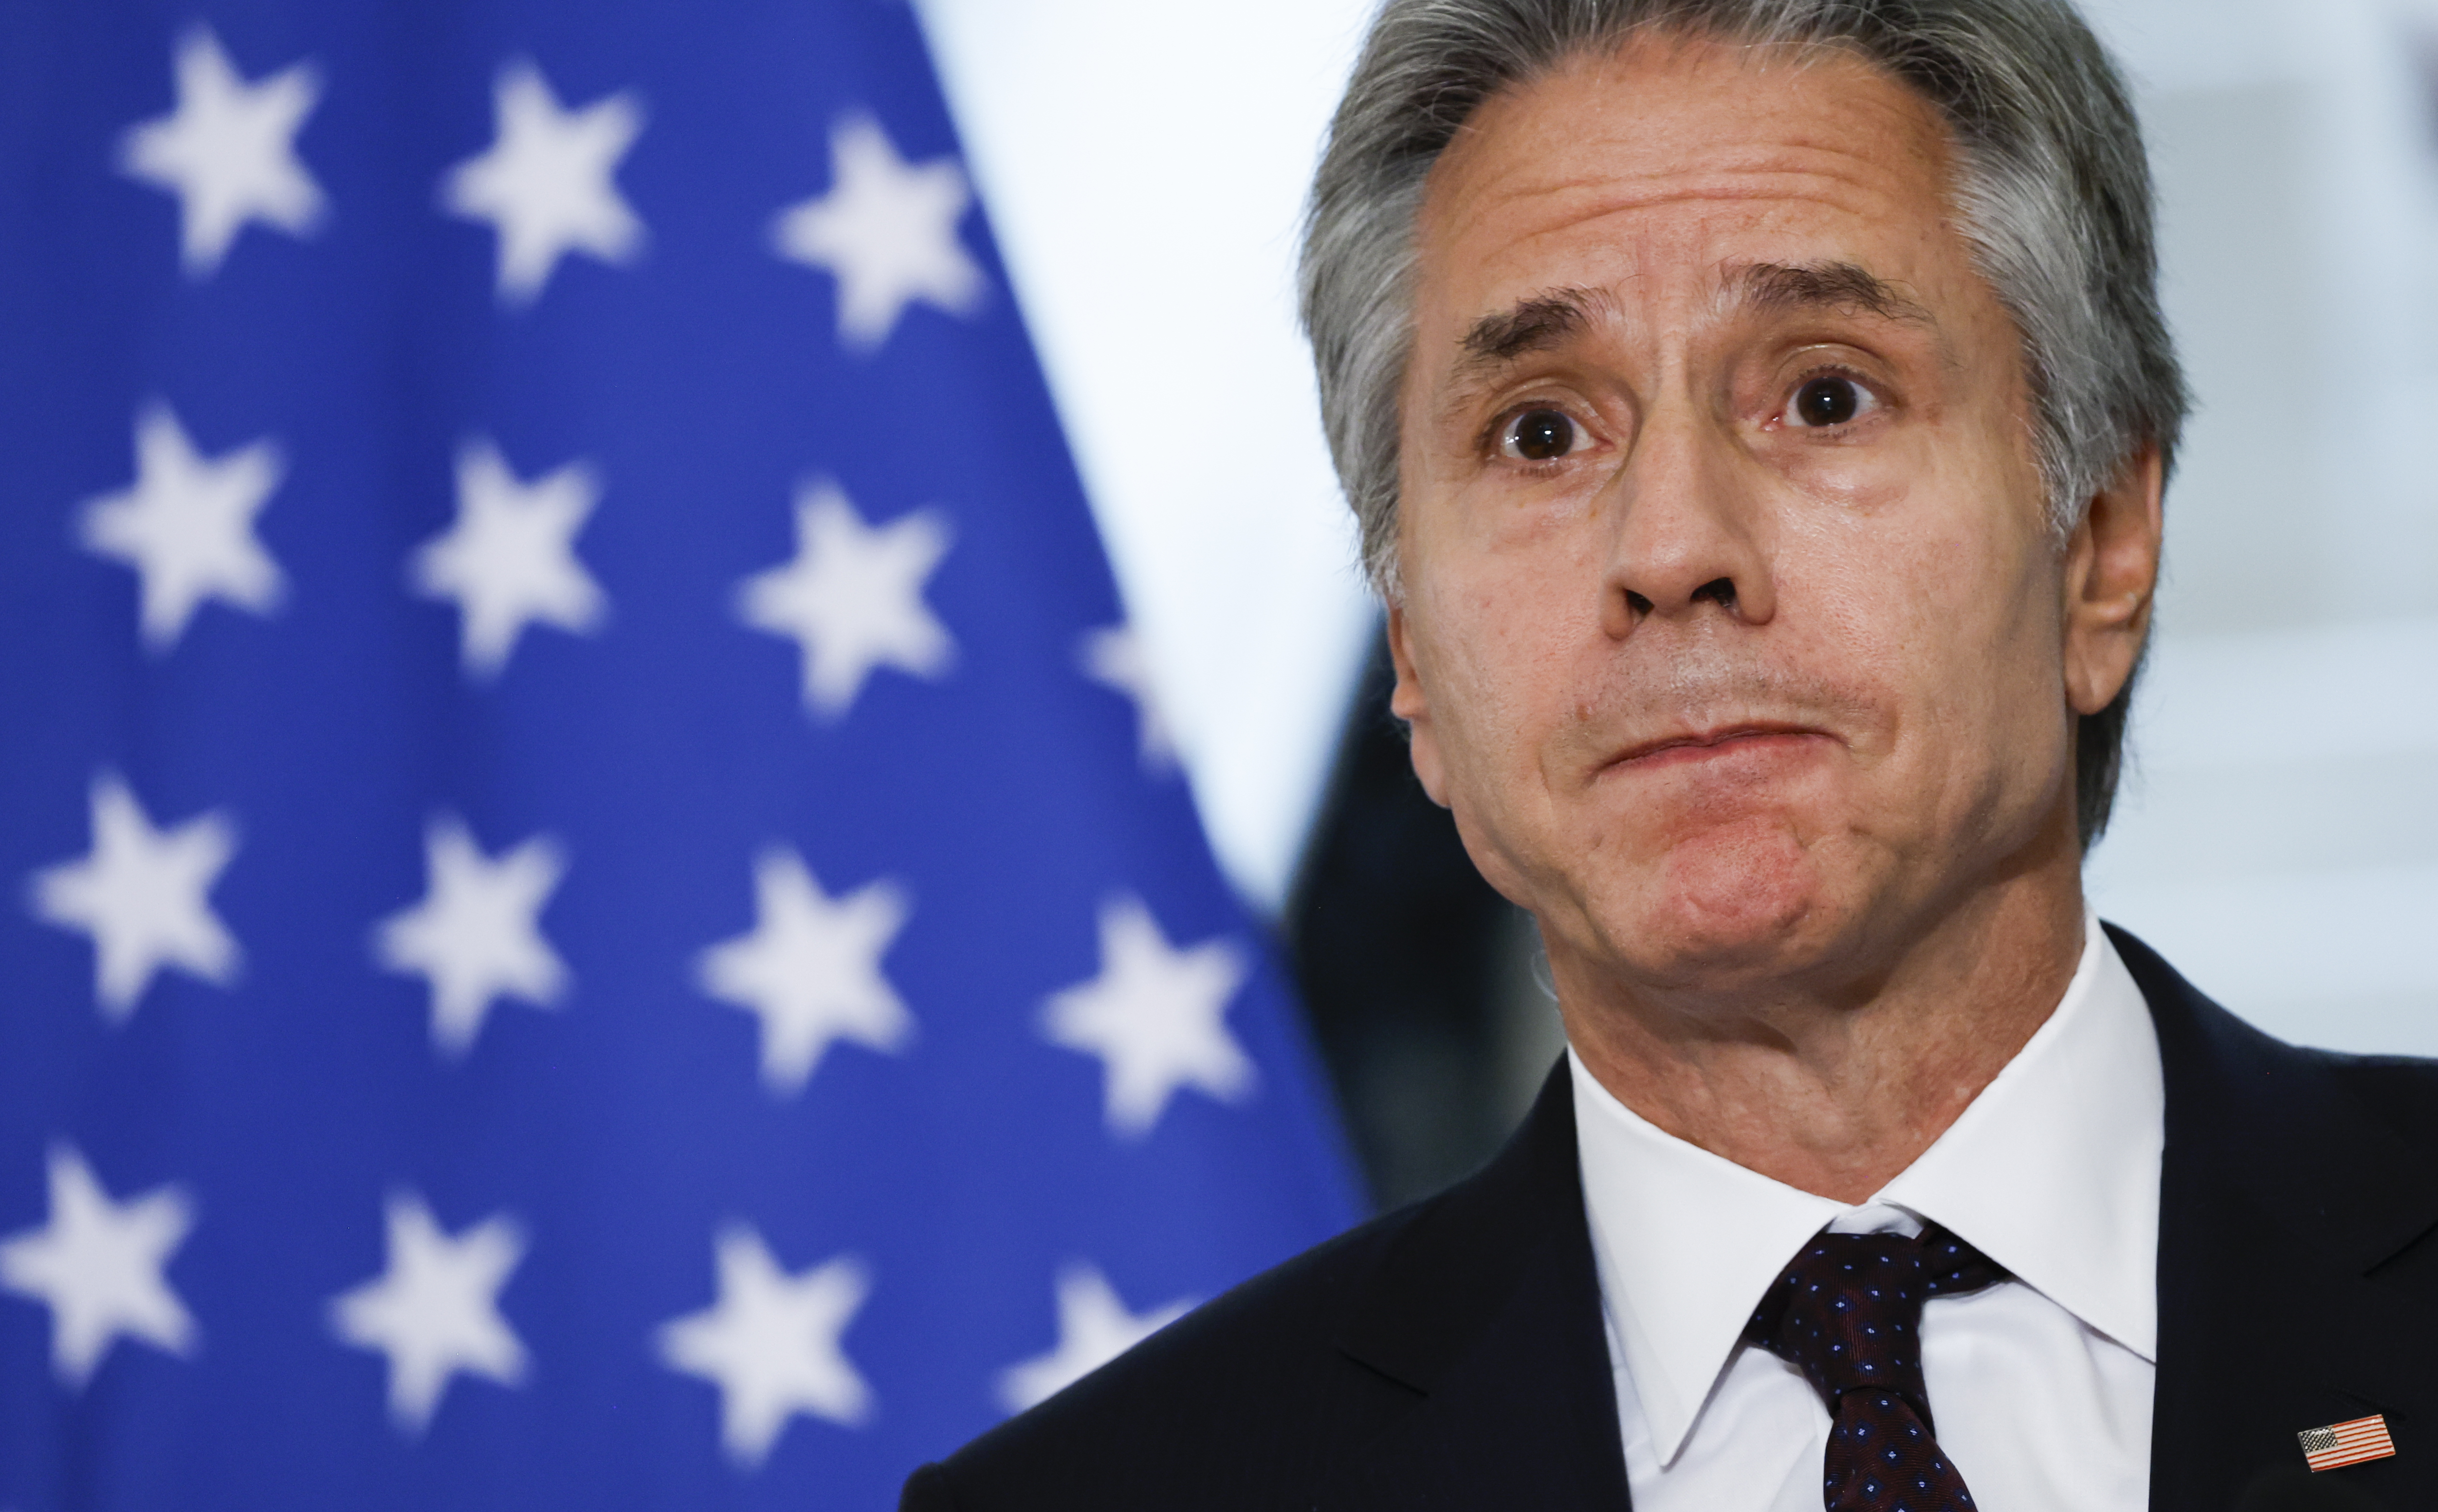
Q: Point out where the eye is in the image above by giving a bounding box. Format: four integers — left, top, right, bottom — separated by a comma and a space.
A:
1785, 374, 1877, 429
1497, 407, 1583, 461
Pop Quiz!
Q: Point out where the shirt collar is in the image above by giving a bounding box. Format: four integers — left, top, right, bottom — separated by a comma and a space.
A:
1570, 913, 2163, 1468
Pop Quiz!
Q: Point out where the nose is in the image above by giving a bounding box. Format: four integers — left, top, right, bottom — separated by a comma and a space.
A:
1597, 400, 1776, 639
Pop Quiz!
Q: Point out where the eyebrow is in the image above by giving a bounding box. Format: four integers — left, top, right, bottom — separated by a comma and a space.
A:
1729, 260, 1934, 326
1452, 262, 1931, 375
1457, 288, 1604, 372
1443, 261, 1941, 410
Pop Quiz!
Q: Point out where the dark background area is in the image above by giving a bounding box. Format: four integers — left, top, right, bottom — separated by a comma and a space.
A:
1283, 628, 1564, 1213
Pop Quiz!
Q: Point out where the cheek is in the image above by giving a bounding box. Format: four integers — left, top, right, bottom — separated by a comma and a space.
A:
1406, 564, 1596, 820
1798, 485, 2065, 805
1425, 598, 1560, 788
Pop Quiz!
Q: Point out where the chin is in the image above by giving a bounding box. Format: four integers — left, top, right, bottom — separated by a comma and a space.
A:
1604, 813, 1852, 980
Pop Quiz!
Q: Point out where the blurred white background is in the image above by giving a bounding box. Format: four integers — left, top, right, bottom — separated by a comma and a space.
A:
2081, 0, 2438, 1054
914, 0, 1379, 912
914, 0, 2438, 1054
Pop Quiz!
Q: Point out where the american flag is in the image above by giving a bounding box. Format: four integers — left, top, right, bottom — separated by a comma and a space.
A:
0, 4, 1358, 1508
2299, 1414, 2397, 1473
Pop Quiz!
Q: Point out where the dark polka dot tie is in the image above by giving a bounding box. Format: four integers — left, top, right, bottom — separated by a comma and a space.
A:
1741, 1224, 2008, 1512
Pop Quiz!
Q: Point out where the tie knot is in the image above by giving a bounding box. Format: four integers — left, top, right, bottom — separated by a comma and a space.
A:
1741, 1223, 2006, 1426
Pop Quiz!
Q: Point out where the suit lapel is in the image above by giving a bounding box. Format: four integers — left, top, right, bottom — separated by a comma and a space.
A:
2119, 926, 2438, 1512
1321, 1062, 1631, 1512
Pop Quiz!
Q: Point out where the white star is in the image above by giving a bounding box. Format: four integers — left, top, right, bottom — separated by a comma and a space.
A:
1079, 625, 1177, 771
441, 59, 644, 306
656, 1225, 873, 1467
78, 403, 286, 653
330, 1192, 529, 1435
735, 479, 953, 719
30, 771, 239, 1022
696, 848, 912, 1096
117, 26, 325, 277
771, 113, 984, 350
1041, 896, 1255, 1139
411, 438, 606, 680
0, 1144, 196, 1388
994, 1262, 1192, 1414
373, 815, 569, 1058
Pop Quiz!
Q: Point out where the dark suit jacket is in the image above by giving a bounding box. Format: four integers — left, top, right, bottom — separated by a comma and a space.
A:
903, 927, 2438, 1511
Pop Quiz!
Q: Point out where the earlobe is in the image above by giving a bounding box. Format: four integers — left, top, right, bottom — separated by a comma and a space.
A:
2061, 445, 2165, 716
1385, 604, 1452, 808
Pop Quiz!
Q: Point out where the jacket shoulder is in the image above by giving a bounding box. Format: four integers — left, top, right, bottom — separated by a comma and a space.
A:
904, 1057, 1602, 1511
2324, 1051, 2438, 1150
2111, 922, 2438, 1302
900, 1199, 1433, 1512
2323, 1048, 2438, 1300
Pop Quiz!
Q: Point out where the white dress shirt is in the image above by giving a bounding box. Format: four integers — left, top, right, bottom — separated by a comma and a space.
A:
1571, 914, 2163, 1512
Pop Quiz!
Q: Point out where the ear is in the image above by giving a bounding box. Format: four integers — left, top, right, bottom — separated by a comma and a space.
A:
2061, 444, 2164, 716
1385, 603, 1451, 808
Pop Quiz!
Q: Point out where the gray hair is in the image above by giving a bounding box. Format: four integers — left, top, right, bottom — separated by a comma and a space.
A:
1299, 0, 2187, 844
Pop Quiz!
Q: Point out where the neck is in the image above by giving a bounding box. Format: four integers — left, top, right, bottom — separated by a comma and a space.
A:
1555, 841, 2088, 1204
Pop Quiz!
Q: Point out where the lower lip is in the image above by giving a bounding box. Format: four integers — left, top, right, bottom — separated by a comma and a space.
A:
1612, 730, 1828, 773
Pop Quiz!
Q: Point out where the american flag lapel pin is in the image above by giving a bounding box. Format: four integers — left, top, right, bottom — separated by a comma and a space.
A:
2298, 1415, 2397, 1472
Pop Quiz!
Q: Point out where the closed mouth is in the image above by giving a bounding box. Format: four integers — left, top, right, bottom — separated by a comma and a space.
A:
1608, 723, 1828, 769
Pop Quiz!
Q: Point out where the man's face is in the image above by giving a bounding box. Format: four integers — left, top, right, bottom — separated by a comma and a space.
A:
1392, 36, 2126, 998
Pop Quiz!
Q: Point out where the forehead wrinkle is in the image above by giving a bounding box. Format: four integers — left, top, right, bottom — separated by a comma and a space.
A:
1437, 159, 1914, 254
1420, 166, 1939, 371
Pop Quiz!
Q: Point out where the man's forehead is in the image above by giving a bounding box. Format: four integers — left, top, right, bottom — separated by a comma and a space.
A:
1425, 35, 1948, 223
1417, 52, 1964, 343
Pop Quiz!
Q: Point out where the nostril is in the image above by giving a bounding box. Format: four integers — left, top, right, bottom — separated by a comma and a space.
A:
1624, 589, 1654, 617
1693, 577, 1739, 611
